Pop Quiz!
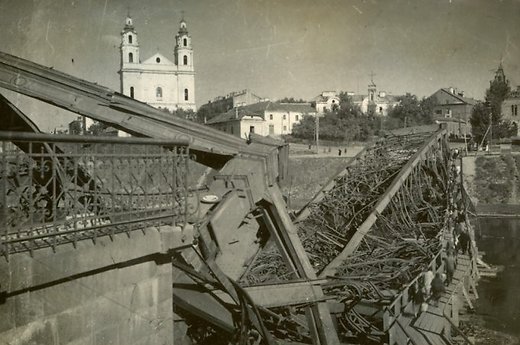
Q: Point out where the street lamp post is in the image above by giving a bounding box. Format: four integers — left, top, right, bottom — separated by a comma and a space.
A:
315, 114, 320, 154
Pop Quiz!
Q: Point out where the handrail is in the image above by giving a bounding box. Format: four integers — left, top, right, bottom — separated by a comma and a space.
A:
385, 306, 420, 345
442, 312, 474, 345
0, 130, 190, 146
386, 245, 444, 313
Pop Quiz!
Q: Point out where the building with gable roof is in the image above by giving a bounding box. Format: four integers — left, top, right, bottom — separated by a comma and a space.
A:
429, 87, 478, 139
314, 91, 340, 113
119, 15, 196, 112
429, 87, 478, 121
206, 102, 316, 139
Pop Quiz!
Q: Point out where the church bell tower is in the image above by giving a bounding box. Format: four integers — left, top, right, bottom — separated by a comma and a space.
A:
120, 15, 139, 95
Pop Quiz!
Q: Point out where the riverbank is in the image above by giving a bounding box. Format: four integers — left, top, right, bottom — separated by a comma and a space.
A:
460, 314, 518, 345
461, 154, 520, 345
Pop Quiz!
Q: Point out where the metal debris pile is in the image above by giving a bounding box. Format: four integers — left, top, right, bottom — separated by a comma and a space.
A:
237, 131, 452, 344
242, 132, 437, 286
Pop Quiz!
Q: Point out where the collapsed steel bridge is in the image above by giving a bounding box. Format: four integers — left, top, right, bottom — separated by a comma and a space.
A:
0, 52, 478, 345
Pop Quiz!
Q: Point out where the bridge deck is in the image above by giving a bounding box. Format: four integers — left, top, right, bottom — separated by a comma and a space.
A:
396, 253, 472, 345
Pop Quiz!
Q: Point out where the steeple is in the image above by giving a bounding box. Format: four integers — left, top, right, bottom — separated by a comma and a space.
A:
493, 62, 507, 84
120, 14, 139, 65
174, 16, 193, 68
368, 71, 377, 102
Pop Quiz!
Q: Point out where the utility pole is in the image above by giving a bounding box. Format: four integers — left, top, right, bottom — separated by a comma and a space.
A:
489, 111, 492, 153
315, 114, 320, 154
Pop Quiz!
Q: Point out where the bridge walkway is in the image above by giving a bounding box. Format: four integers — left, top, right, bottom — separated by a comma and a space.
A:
395, 252, 473, 345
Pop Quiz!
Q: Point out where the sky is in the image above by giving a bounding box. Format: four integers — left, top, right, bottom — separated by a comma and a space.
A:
0, 0, 519, 131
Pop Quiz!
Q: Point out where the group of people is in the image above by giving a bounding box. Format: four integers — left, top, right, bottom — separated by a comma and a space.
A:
409, 148, 473, 318
410, 269, 447, 317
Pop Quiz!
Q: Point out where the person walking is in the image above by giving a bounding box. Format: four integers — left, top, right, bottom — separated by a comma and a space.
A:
430, 273, 445, 307
444, 253, 456, 286
459, 229, 470, 255
410, 281, 427, 317
423, 269, 434, 297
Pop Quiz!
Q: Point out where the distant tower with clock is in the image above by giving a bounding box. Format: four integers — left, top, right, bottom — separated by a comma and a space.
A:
119, 15, 196, 112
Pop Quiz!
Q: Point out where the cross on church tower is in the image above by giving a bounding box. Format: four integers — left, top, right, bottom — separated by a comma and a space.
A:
369, 71, 376, 84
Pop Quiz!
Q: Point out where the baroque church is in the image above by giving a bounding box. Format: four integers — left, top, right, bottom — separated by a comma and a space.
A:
119, 15, 196, 112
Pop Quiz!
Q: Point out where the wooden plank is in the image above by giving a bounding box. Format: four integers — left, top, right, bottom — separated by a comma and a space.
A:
462, 286, 474, 310
407, 325, 431, 345
422, 330, 448, 345
212, 280, 329, 308
267, 185, 340, 345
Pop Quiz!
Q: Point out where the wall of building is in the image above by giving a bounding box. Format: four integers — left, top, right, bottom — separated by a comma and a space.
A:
0, 226, 191, 345
264, 110, 304, 135
121, 64, 196, 112
433, 103, 473, 121
209, 119, 241, 137
502, 98, 520, 135
239, 117, 267, 139
360, 98, 395, 116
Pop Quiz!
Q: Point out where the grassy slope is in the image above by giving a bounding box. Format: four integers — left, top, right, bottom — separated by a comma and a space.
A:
280, 156, 352, 210
472, 155, 520, 204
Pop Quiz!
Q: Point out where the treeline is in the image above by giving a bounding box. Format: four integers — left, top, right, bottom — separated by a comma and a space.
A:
291, 92, 436, 142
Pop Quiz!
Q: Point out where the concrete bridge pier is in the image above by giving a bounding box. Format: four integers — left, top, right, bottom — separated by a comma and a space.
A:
0, 225, 193, 345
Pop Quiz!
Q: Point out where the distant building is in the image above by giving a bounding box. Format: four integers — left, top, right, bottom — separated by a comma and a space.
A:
429, 87, 478, 139
502, 86, 520, 136
435, 118, 471, 139
429, 87, 478, 122
198, 89, 266, 122
314, 91, 340, 113
68, 116, 85, 135
352, 79, 400, 116
119, 15, 196, 112
206, 101, 316, 139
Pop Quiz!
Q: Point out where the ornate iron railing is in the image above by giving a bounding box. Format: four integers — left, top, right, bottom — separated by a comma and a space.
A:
0, 131, 190, 258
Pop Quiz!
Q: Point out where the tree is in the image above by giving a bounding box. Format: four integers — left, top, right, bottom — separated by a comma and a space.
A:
471, 68, 514, 143
470, 102, 517, 144
291, 92, 378, 142
279, 97, 307, 103
87, 121, 108, 136
386, 94, 435, 129
159, 107, 197, 121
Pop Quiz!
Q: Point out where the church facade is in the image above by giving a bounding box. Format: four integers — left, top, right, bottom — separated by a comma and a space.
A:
119, 16, 196, 112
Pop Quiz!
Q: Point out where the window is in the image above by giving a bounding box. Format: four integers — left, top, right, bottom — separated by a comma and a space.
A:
269, 114, 273, 120
379, 107, 383, 113
283, 114, 286, 120
183, 55, 188, 65
184, 88, 189, 101
231, 127, 234, 134
128, 35, 133, 44
295, 115, 299, 121
130, 86, 134, 99
283, 125, 287, 131
435, 109, 442, 115
156, 57, 161, 63
128, 52, 133, 63
156, 87, 162, 99
249, 126, 255, 133
183, 38, 187, 47
512, 105, 518, 116
269, 124, 274, 135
